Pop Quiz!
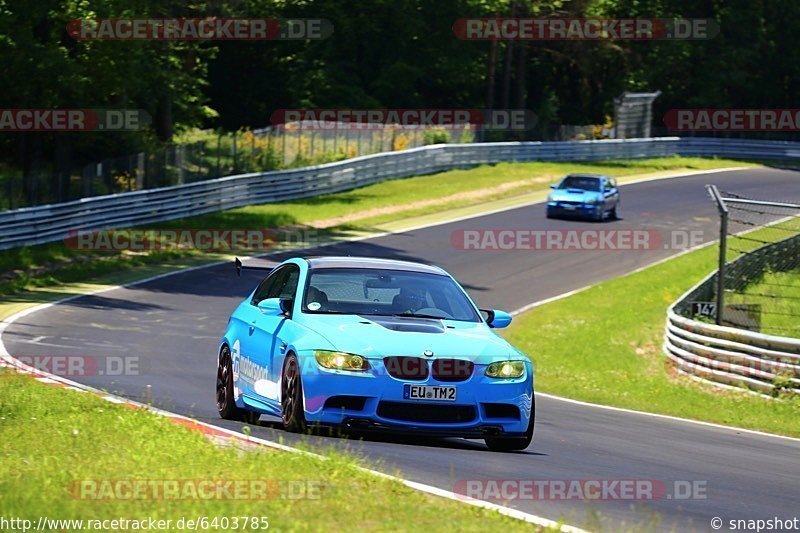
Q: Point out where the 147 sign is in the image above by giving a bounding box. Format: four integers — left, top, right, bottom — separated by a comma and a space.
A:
691, 301, 717, 319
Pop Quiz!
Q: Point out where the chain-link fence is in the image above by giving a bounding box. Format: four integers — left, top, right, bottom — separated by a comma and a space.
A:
3, 124, 476, 210
707, 186, 800, 337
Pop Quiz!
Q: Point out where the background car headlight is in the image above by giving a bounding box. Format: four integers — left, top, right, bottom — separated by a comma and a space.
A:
485, 361, 525, 378
314, 350, 369, 371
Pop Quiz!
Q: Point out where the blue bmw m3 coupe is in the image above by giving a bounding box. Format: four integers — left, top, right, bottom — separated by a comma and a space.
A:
217, 256, 535, 451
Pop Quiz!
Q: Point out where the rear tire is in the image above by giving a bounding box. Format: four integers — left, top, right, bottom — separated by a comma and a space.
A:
281, 353, 307, 433
484, 396, 535, 452
216, 345, 259, 424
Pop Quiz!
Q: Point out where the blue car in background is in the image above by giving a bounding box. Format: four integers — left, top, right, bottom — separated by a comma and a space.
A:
217, 256, 535, 451
546, 174, 620, 221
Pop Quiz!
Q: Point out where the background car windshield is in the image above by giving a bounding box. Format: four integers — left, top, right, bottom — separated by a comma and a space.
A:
559, 176, 601, 191
303, 268, 480, 322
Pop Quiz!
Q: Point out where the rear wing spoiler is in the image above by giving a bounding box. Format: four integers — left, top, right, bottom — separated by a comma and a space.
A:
234, 257, 275, 277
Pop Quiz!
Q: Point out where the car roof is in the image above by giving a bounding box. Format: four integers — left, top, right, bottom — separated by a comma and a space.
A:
303, 256, 447, 275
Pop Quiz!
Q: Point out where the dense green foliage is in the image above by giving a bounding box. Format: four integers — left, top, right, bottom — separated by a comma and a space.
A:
1, 0, 797, 180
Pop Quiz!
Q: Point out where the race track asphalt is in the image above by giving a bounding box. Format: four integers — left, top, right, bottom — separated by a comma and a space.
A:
5, 167, 800, 531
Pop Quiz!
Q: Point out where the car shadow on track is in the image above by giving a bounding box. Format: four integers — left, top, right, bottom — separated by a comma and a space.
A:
247, 417, 546, 455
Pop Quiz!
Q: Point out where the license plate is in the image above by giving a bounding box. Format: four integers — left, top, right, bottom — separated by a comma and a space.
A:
562, 204, 576, 210
403, 384, 456, 402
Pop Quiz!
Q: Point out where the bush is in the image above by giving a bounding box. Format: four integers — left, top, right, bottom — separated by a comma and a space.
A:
423, 129, 450, 145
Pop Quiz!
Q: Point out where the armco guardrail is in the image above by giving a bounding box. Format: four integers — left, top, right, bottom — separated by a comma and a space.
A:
663, 233, 800, 395
2, 136, 800, 250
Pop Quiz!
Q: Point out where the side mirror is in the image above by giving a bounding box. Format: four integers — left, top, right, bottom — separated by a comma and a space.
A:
481, 309, 513, 329
549, 184, 557, 189
257, 297, 292, 317
279, 297, 293, 317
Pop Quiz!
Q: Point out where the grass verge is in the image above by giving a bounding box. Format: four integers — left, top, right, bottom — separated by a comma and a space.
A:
503, 245, 800, 437
0, 371, 544, 532
0, 156, 750, 296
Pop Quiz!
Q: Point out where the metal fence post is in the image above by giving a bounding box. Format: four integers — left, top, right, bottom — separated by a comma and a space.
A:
232, 131, 238, 173
717, 209, 728, 326
707, 185, 728, 325
216, 132, 221, 177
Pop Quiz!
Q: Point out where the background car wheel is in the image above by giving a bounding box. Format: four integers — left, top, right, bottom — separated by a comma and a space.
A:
216, 345, 259, 424
610, 206, 619, 220
484, 397, 535, 452
281, 353, 307, 433
595, 206, 606, 222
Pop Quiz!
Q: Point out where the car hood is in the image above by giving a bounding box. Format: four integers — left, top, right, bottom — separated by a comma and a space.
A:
299, 313, 519, 360
549, 189, 601, 202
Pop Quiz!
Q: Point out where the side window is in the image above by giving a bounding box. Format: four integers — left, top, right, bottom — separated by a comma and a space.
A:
266, 264, 300, 300
251, 268, 284, 305
280, 268, 300, 299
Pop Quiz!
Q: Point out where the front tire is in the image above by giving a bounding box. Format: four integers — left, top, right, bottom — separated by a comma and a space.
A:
484, 396, 535, 452
281, 353, 307, 433
594, 205, 606, 222
216, 345, 259, 424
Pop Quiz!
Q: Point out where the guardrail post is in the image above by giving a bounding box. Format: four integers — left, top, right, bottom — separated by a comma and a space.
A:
707, 185, 728, 325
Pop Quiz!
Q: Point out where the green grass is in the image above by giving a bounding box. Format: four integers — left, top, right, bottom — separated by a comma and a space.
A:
0, 371, 543, 532
0, 156, 750, 296
502, 245, 800, 437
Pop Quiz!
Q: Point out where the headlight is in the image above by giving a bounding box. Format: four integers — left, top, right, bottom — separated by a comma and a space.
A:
314, 350, 370, 371
485, 361, 525, 379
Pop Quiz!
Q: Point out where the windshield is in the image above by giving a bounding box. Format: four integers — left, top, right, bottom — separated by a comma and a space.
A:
558, 176, 602, 192
303, 268, 480, 322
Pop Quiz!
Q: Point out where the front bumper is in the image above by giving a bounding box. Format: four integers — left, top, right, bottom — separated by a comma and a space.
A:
547, 201, 602, 218
298, 353, 534, 437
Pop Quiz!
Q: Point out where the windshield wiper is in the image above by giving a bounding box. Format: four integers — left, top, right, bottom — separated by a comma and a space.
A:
391, 312, 446, 320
